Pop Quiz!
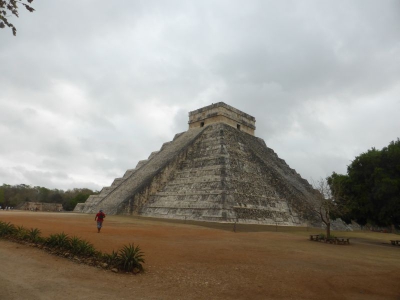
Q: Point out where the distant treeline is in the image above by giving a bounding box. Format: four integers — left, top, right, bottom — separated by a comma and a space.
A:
0, 184, 97, 211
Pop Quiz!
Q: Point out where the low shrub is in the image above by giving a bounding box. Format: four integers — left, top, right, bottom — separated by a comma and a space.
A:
0, 221, 16, 237
27, 228, 43, 243
15, 225, 29, 241
69, 236, 82, 254
103, 250, 119, 266
0, 221, 145, 274
117, 243, 145, 272
45, 232, 70, 249
75, 239, 96, 257
318, 233, 336, 239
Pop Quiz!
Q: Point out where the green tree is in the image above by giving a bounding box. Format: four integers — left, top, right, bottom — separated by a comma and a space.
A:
36, 186, 50, 203
49, 192, 64, 204
329, 139, 400, 228
0, 0, 35, 36
63, 192, 91, 211
327, 172, 354, 224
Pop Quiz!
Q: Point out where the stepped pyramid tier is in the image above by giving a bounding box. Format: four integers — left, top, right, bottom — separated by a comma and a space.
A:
75, 102, 318, 225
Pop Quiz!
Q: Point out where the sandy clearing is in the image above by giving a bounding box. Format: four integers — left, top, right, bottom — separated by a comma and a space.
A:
0, 210, 399, 300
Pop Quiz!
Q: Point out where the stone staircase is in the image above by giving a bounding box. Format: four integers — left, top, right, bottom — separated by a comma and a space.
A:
75, 127, 205, 214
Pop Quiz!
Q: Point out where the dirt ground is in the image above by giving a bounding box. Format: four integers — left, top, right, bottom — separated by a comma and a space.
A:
0, 211, 399, 300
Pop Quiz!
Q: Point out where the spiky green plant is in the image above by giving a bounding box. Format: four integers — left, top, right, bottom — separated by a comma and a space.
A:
78, 240, 96, 256
45, 232, 70, 249
56, 232, 71, 249
117, 243, 145, 272
69, 236, 82, 254
103, 250, 119, 267
0, 221, 16, 237
94, 250, 103, 259
45, 233, 58, 247
27, 228, 42, 243
69, 236, 95, 256
15, 225, 29, 240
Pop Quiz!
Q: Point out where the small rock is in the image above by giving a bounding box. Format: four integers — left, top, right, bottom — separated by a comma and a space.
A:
111, 268, 119, 273
102, 263, 108, 268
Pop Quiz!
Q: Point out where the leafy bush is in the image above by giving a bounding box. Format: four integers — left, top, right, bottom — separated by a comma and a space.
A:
117, 243, 145, 272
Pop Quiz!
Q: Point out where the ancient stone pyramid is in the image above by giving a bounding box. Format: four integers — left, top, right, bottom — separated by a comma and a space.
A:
75, 102, 317, 225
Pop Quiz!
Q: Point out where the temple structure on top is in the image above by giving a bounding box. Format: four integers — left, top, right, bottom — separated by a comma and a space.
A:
188, 102, 256, 135
75, 102, 319, 226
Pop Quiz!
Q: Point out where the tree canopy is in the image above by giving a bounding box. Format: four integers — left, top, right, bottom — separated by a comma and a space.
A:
328, 139, 400, 228
0, 0, 34, 36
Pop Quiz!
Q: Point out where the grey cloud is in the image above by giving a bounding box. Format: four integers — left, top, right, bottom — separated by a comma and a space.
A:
0, 0, 399, 190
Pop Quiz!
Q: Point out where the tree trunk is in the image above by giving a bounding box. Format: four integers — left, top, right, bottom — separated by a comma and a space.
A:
326, 222, 331, 238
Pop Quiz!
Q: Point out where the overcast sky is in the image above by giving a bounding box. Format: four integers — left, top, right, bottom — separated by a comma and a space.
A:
1, 0, 399, 191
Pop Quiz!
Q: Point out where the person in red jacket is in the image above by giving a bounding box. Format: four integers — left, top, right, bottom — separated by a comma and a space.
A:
95, 209, 106, 233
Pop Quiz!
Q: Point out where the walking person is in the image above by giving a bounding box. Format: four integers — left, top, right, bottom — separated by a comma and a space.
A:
95, 209, 106, 233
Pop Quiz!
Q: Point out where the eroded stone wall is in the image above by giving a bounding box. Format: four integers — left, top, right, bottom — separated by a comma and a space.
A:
22, 202, 63, 212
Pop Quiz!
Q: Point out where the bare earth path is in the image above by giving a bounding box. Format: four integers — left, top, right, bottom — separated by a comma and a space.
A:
0, 211, 399, 300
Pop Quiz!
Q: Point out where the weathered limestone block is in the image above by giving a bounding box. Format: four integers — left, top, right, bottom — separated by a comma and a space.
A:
123, 169, 135, 179
148, 151, 159, 160
111, 178, 123, 187
136, 160, 148, 169
97, 187, 110, 197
